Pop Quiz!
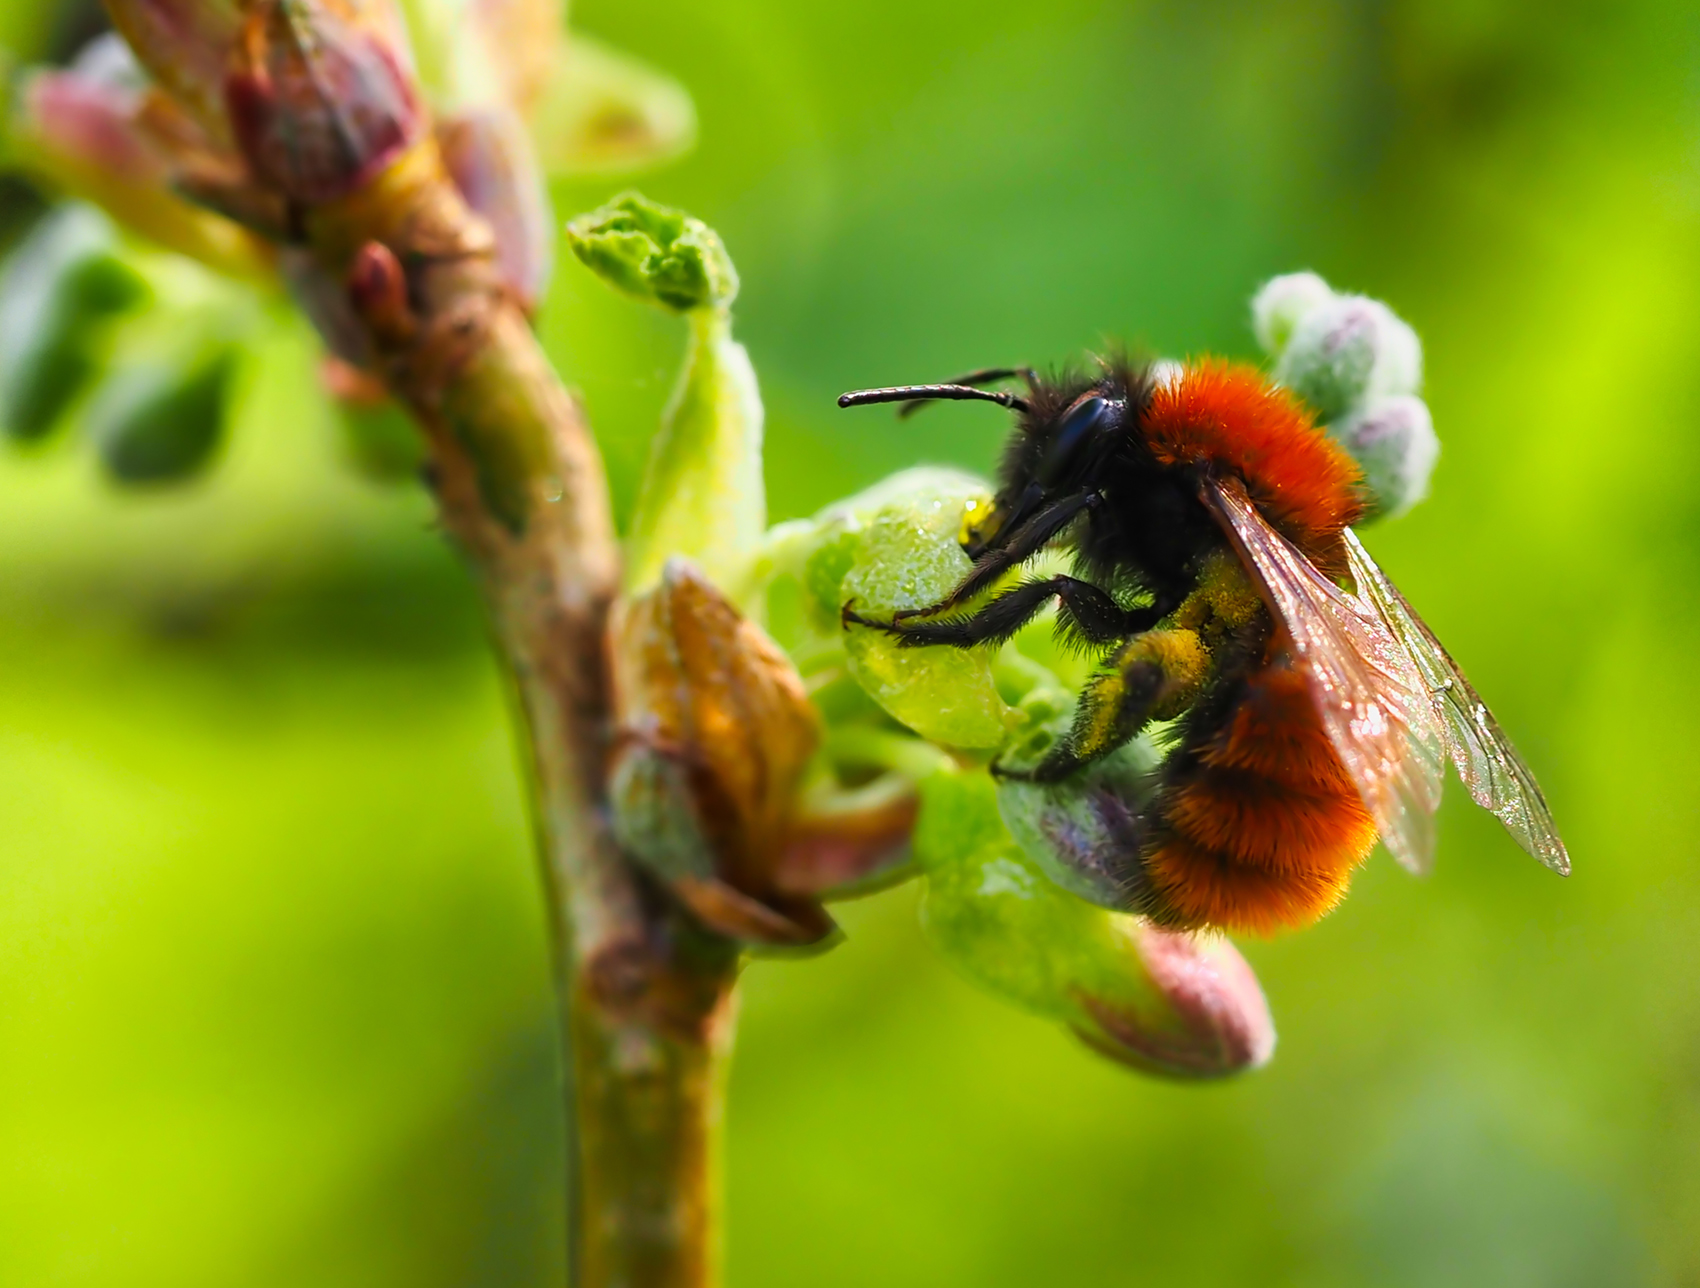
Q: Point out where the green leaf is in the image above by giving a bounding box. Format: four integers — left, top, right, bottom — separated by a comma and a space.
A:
0, 205, 148, 441
88, 346, 238, 483
624, 309, 766, 602
837, 476, 1011, 749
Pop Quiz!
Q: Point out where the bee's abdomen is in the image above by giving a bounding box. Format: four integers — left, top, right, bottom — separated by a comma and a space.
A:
1141, 659, 1376, 936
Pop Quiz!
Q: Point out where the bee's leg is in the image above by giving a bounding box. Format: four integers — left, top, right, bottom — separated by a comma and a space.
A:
846, 576, 1135, 649
900, 490, 1100, 620
998, 629, 1209, 783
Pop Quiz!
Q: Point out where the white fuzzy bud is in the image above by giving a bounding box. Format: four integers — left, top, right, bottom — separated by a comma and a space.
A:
1331, 394, 1439, 520
1250, 271, 1334, 358
1273, 294, 1422, 425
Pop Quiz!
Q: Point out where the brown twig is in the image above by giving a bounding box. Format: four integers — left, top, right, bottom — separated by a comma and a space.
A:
318, 133, 739, 1288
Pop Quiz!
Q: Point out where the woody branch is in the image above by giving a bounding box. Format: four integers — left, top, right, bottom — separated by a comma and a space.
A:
87, 0, 738, 1282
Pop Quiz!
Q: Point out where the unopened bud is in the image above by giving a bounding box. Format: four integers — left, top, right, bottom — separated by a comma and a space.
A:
997, 690, 1161, 908
916, 771, 1274, 1078
100, 0, 241, 140
1250, 270, 1333, 358
7, 48, 270, 277
1273, 293, 1422, 425
225, 0, 425, 204
608, 558, 834, 946
438, 108, 553, 310
566, 191, 737, 314
1071, 926, 1275, 1077
0, 206, 147, 441
1331, 393, 1439, 520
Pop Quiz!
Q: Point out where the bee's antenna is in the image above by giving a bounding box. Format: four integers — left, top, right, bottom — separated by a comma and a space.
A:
837, 383, 1033, 415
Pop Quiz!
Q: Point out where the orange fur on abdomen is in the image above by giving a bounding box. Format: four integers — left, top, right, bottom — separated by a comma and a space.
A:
1143, 657, 1377, 936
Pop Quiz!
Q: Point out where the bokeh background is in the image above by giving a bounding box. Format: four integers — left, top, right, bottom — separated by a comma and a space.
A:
2, 0, 1696, 1284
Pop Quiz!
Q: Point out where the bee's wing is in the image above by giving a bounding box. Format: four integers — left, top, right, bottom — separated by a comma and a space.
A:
1341, 529, 1570, 876
1200, 477, 1448, 876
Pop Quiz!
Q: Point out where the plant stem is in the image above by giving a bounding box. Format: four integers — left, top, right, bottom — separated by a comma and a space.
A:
317, 140, 738, 1287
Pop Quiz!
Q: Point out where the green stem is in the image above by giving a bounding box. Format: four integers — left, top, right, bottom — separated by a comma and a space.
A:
624, 307, 765, 605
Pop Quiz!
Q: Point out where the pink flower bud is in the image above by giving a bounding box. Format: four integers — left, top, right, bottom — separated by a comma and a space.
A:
225, 0, 426, 204
1072, 927, 1275, 1078
437, 108, 553, 311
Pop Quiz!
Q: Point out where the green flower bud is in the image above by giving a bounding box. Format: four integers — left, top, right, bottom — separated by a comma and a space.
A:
86, 344, 239, 483
1272, 292, 1422, 425
1250, 270, 1333, 358
566, 191, 737, 314
0, 205, 148, 441
916, 771, 1274, 1078
1331, 393, 1439, 521
997, 689, 1163, 908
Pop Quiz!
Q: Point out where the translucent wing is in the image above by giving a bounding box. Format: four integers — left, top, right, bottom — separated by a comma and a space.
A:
1201, 478, 1448, 875
1342, 529, 1570, 876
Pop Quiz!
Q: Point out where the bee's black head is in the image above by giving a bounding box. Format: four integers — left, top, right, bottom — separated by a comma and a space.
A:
963, 363, 1150, 558
835, 360, 1152, 559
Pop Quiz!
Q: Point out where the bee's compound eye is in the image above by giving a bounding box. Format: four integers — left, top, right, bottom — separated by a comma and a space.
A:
1041, 396, 1115, 484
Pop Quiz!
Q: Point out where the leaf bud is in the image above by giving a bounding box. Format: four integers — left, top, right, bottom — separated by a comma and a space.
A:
225, 0, 426, 204
608, 557, 835, 946
565, 191, 737, 314
1331, 393, 1439, 521
1272, 292, 1422, 425
6, 45, 271, 276
916, 771, 1274, 1078
0, 205, 148, 441
1250, 270, 1333, 358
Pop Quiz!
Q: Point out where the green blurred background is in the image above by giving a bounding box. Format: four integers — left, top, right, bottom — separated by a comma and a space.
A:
2, 0, 1696, 1283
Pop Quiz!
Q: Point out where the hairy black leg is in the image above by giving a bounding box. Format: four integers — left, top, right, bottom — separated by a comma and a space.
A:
894, 490, 1098, 622
846, 575, 1139, 650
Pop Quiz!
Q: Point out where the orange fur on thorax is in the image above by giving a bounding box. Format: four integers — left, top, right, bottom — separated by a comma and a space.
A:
1143, 360, 1364, 571
1144, 658, 1377, 937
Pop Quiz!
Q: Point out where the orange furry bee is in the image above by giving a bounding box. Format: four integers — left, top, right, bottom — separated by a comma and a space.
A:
838, 359, 1567, 935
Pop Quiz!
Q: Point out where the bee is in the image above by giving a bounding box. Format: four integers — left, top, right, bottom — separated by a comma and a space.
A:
837, 359, 1568, 935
